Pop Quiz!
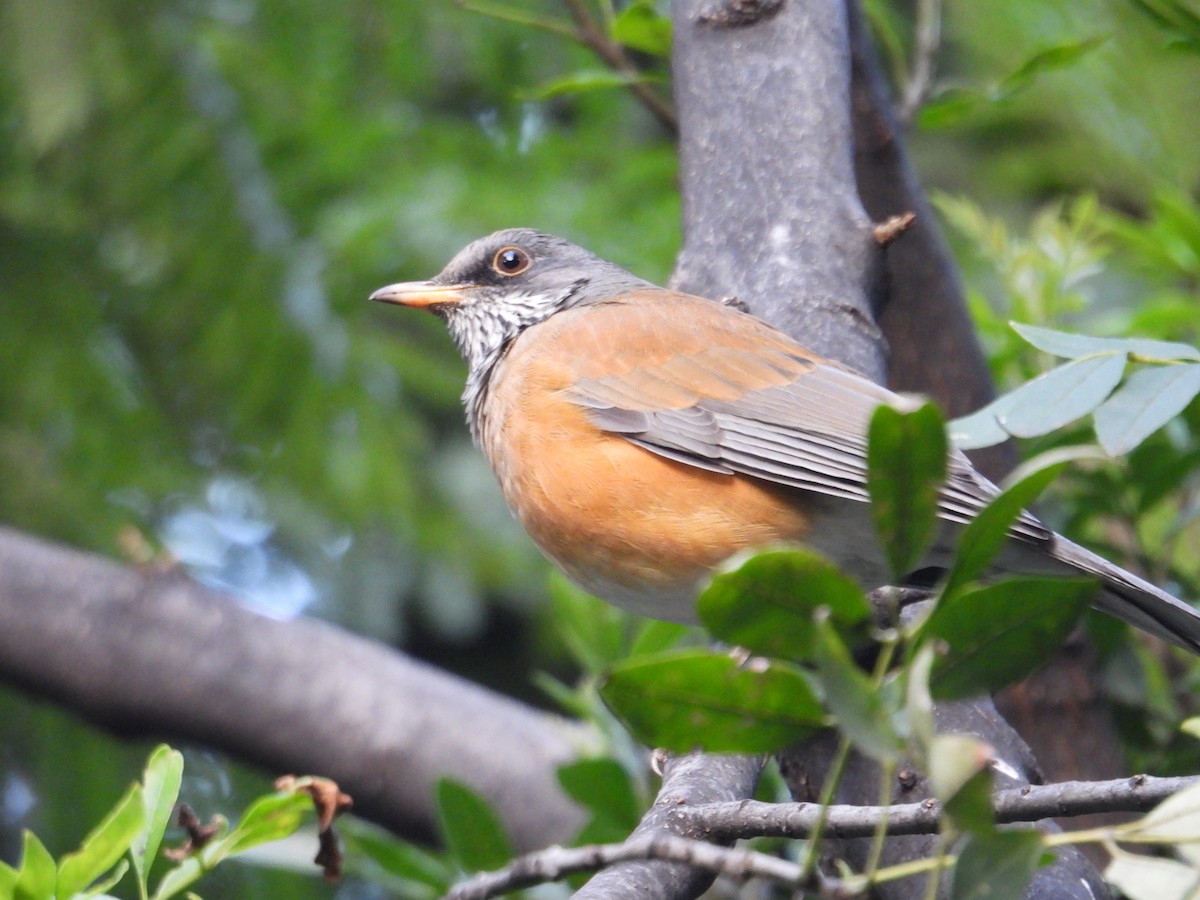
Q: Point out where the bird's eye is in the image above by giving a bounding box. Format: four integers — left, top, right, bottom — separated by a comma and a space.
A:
492, 247, 531, 276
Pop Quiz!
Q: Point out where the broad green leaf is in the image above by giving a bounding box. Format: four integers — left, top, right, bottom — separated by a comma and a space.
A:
698, 548, 870, 662
938, 447, 1098, 599
950, 830, 1044, 900
1012, 322, 1200, 362
56, 782, 145, 900
948, 391, 1023, 450
999, 35, 1109, 96
925, 577, 1095, 700
1105, 852, 1200, 900
131, 745, 184, 891
13, 831, 56, 900
600, 648, 824, 753
0, 860, 16, 895
610, 1, 672, 56
557, 759, 642, 843
1094, 363, 1200, 454
435, 779, 514, 874
998, 353, 1127, 438
812, 618, 901, 762
867, 402, 948, 581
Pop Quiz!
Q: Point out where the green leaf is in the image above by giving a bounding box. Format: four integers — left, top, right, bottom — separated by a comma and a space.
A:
951, 830, 1044, 900
999, 35, 1109, 96
1105, 852, 1200, 900
529, 69, 661, 101
13, 831, 56, 900
697, 548, 870, 662
0, 860, 16, 896
928, 733, 991, 811
1011, 322, 1200, 362
344, 824, 453, 893
221, 792, 309, 856
549, 571, 628, 673
557, 759, 642, 843
628, 619, 692, 657
131, 745, 184, 892
1123, 782, 1200, 860
79, 859, 128, 898
925, 577, 1095, 700
1093, 363, 1200, 454
998, 353, 1127, 438
610, 1, 672, 56
867, 402, 948, 581
812, 618, 901, 761
917, 87, 987, 129
939, 449, 1084, 599
435, 779, 514, 874
56, 782, 145, 900
600, 648, 825, 753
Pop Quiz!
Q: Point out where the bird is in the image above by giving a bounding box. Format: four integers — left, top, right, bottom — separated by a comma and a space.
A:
371, 228, 1200, 653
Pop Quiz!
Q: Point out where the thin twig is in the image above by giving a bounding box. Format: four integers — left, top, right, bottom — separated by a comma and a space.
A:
453, 0, 577, 39
442, 833, 838, 900
679, 774, 1200, 841
561, 0, 678, 132
898, 0, 942, 124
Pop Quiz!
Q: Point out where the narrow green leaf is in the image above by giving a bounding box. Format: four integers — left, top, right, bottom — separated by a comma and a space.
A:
600, 648, 824, 753
999, 353, 1127, 437
529, 69, 661, 101
698, 548, 870, 662
867, 402, 948, 581
1094, 363, 1200, 454
951, 830, 1044, 900
0, 859, 16, 895
131, 745, 184, 891
916, 87, 986, 129
926, 577, 1095, 700
1012, 322, 1200, 362
940, 448, 1091, 598
610, 1, 672, 56
56, 783, 145, 900
557, 759, 642, 843
13, 831, 56, 900
343, 825, 454, 892
435, 779, 514, 874
999, 35, 1109, 96
812, 618, 901, 761
628, 619, 691, 657
79, 859, 128, 897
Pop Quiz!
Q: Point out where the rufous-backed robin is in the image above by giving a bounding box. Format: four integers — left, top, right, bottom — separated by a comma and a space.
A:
372, 228, 1200, 653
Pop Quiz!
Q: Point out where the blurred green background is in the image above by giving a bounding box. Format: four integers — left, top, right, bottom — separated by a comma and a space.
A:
1, 0, 1197, 895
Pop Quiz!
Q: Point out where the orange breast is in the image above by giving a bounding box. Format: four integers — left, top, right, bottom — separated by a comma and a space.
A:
476, 295, 817, 621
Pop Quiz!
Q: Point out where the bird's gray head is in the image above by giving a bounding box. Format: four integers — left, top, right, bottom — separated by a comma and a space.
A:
371, 228, 655, 438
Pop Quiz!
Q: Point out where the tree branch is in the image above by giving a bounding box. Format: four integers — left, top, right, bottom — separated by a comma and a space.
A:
679, 775, 1200, 840
573, 751, 764, 899
0, 527, 587, 850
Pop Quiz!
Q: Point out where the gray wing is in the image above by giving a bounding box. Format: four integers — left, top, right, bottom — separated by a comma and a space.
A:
569, 358, 1050, 545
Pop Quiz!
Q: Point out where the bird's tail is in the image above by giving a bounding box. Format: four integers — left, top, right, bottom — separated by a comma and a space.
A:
1048, 535, 1200, 654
